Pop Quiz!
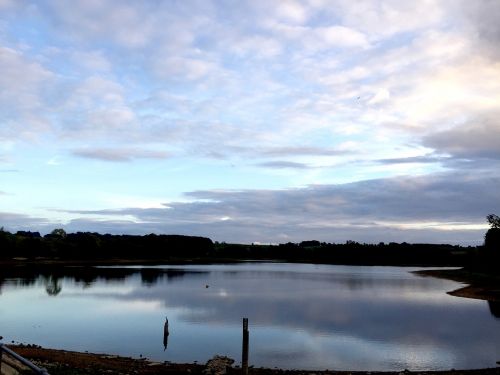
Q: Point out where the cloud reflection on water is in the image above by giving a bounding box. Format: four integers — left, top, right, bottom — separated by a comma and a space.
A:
1, 264, 499, 371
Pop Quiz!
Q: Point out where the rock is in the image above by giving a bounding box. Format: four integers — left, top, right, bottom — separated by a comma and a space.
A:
204, 355, 235, 375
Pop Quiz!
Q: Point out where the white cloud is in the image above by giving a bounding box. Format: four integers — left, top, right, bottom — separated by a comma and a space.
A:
153, 55, 219, 81
229, 36, 283, 58
318, 26, 370, 49
0, 47, 54, 138
334, 0, 445, 39
265, 22, 369, 52
71, 50, 112, 71
275, 1, 310, 24
0, 47, 52, 102
252, 0, 310, 25
57, 76, 137, 138
47, 0, 157, 48
368, 88, 390, 105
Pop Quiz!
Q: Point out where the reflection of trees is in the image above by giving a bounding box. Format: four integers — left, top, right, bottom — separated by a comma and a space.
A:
0, 266, 206, 295
44, 275, 62, 296
488, 301, 500, 319
141, 269, 189, 286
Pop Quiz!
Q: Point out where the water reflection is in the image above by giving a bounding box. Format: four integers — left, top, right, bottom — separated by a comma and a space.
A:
0, 265, 208, 295
44, 275, 62, 296
488, 301, 500, 319
1, 264, 499, 371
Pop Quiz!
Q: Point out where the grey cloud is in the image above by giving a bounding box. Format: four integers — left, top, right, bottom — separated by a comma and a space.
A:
261, 146, 349, 157
457, 0, 500, 58
423, 114, 500, 160
0, 212, 54, 231
376, 155, 450, 165
61, 171, 499, 244
256, 161, 311, 169
72, 148, 169, 162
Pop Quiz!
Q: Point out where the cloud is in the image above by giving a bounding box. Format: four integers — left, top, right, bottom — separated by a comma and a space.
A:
0, 212, 53, 231
273, 0, 310, 24
1, 0, 499, 246
333, 0, 446, 39
71, 50, 112, 71
423, 113, 500, 160
368, 88, 390, 105
261, 146, 350, 157
0, 0, 16, 10
266, 23, 370, 51
57, 171, 499, 244
0, 47, 54, 138
46, 1, 158, 48
455, 0, 500, 58
152, 55, 220, 81
72, 148, 169, 162
319, 26, 370, 49
56, 76, 137, 138
256, 161, 311, 169
376, 155, 449, 165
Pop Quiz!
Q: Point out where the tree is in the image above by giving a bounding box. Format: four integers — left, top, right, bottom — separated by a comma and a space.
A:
50, 228, 67, 238
484, 214, 500, 268
487, 214, 500, 229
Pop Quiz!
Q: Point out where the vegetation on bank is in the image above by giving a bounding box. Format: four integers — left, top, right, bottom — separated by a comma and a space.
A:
0, 214, 498, 267
0, 227, 477, 266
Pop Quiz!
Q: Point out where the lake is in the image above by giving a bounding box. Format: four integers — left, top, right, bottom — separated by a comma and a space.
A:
1, 263, 499, 371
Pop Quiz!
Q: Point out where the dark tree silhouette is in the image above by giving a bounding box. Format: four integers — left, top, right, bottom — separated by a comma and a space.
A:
484, 214, 500, 269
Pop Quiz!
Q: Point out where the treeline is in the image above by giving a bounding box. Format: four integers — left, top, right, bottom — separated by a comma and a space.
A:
0, 228, 482, 266
214, 240, 475, 266
0, 229, 214, 261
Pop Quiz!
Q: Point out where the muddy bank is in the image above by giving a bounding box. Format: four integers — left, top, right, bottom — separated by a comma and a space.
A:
6, 345, 500, 375
8, 345, 205, 374
414, 268, 500, 301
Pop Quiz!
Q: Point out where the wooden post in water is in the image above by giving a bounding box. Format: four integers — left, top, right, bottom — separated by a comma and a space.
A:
0, 346, 3, 373
242, 318, 249, 375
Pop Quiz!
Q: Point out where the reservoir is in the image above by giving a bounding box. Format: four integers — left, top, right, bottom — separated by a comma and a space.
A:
1, 263, 499, 371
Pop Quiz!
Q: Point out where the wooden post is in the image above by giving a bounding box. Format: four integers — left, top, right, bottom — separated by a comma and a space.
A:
242, 318, 249, 375
164, 317, 169, 351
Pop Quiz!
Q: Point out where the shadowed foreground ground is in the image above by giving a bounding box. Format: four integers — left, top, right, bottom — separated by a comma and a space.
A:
6, 345, 500, 375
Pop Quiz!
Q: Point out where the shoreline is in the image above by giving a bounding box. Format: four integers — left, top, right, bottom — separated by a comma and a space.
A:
413, 268, 500, 302
6, 345, 500, 375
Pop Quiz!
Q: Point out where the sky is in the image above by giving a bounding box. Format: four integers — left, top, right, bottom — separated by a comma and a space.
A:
1, 0, 499, 245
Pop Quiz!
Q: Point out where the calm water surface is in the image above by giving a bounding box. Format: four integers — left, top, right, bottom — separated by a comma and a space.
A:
1, 263, 499, 371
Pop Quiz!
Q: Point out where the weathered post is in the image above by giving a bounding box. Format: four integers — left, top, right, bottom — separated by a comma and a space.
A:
242, 318, 249, 375
0, 337, 4, 372
164, 317, 169, 351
